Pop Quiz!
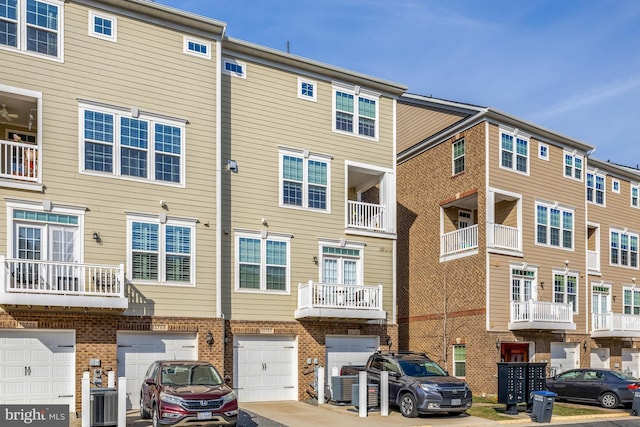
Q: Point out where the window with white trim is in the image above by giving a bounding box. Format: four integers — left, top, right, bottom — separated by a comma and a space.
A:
222, 57, 246, 78
89, 10, 116, 42
280, 148, 330, 211
333, 86, 378, 139
536, 202, 573, 249
500, 129, 529, 174
587, 172, 605, 205
553, 270, 578, 313
298, 78, 316, 101
321, 245, 362, 285
127, 215, 195, 285
632, 186, 639, 208
0, 0, 63, 59
612, 179, 620, 194
538, 143, 549, 160
183, 36, 210, 59
236, 231, 290, 292
452, 139, 465, 175
624, 287, 640, 315
510, 267, 536, 302
564, 152, 583, 180
453, 344, 466, 377
80, 103, 185, 185
610, 229, 638, 268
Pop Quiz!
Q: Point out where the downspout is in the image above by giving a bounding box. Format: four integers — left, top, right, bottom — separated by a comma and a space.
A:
216, 28, 225, 319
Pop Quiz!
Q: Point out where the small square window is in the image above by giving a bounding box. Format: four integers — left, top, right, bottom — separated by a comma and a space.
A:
183, 36, 211, 59
538, 143, 549, 160
89, 11, 117, 42
298, 78, 317, 102
612, 179, 620, 194
223, 58, 246, 79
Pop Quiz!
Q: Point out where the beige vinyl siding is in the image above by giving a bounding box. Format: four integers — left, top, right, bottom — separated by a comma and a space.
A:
1, 2, 219, 317
487, 123, 588, 331
221, 54, 395, 320
396, 102, 468, 154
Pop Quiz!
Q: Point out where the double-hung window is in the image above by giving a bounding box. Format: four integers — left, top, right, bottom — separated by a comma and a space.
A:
610, 229, 638, 268
333, 85, 379, 139
553, 271, 578, 313
564, 152, 583, 180
236, 231, 290, 293
624, 287, 640, 315
128, 215, 195, 285
452, 139, 465, 175
452, 345, 466, 377
0, 0, 62, 59
81, 103, 185, 185
500, 129, 529, 174
536, 202, 573, 249
587, 172, 605, 205
280, 148, 331, 211
632, 186, 639, 208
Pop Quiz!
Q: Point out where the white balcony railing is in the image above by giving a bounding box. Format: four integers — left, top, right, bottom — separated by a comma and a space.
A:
348, 200, 386, 232
1, 257, 125, 301
587, 250, 600, 272
510, 300, 574, 326
297, 281, 383, 311
441, 225, 478, 256
0, 139, 38, 181
492, 224, 519, 251
592, 312, 640, 335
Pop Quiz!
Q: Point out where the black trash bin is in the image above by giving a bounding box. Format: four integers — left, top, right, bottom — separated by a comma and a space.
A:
90, 388, 118, 427
632, 390, 640, 416
530, 390, 556, 423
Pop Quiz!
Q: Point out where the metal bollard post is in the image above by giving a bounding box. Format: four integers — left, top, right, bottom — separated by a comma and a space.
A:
358, 370, 367, 417
380, 371, 389, 416
118, 377, 127, 427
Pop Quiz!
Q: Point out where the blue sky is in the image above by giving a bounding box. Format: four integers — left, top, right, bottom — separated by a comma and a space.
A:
158, 0, 640, 166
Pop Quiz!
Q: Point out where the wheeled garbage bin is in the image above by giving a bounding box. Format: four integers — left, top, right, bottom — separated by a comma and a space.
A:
530, 390, 556, 423
632, 390, 640, 416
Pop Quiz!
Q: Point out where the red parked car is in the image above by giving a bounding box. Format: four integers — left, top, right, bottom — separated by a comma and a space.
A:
140, 360, 238, 426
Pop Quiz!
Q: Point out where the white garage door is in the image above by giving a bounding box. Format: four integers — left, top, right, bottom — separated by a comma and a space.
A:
325, 336, 378, 381
550, 342, 579, 376
234, 335, 297, 402
0, 330, 75, 408
117, 332, 197, 409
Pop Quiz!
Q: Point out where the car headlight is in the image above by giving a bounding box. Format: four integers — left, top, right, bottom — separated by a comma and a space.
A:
160, 392, 184, 406
222, 391, 237, 404
420, 383, 439, 392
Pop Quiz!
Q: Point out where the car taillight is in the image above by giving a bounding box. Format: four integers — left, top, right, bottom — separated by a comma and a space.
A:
627, 383, 640, 391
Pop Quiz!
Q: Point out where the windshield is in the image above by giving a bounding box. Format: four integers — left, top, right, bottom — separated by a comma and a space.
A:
161, 364, 223, 386
399, 359, 448, 377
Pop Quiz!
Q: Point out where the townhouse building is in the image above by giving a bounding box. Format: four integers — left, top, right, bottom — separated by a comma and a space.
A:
0, 0, 405, 415
395, 94, 629, 396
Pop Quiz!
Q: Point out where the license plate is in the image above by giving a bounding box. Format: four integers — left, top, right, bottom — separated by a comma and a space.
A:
197, 412, 212, 420
451, 398, 461, 406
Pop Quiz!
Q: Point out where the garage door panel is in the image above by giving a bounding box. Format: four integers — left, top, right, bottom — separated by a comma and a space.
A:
325, 336, 378, 383
117, 332, 197, 410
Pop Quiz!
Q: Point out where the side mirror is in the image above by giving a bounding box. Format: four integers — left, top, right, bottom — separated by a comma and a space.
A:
224, 375, 232, 385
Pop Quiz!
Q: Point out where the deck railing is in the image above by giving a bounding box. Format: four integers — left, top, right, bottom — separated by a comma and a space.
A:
298, 281, 383, 311
511, 300, 573, 324
0, 138, 38, 181
347, 200, 386, 232
592, 312, 640, 333
441, 225, 478, 256
492, 224, 519, 251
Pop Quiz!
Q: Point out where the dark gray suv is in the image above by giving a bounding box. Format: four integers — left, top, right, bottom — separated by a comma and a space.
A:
366, 351, 472, 417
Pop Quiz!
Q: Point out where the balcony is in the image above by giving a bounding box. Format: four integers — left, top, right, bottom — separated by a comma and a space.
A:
0, 256, 127, 310
592, 313, 640, 338
509, 300, 576, 331
0, 137, 39, 182
294, 280, 386, 321
587, 250, 600, 273
490, 224, 520, 252
348, 200, 386, 232
440, 225, 478, 257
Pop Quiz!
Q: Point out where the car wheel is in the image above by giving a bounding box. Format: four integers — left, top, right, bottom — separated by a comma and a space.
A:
399, 393, 418, 418
139, 395, 150, 419
600, 392, 619, 409
152, 404, 159, 427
